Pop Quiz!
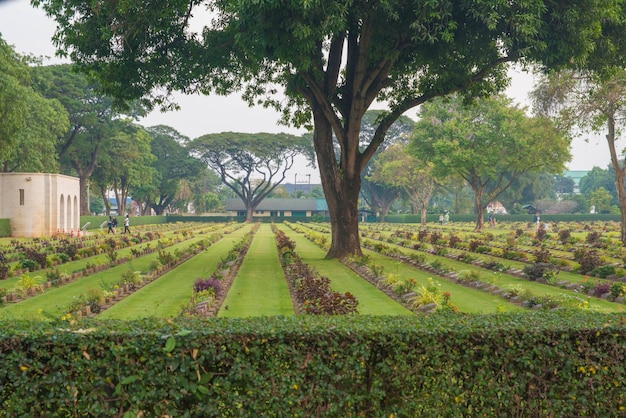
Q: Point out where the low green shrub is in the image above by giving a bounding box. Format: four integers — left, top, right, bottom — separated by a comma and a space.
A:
2, 313, 626, 417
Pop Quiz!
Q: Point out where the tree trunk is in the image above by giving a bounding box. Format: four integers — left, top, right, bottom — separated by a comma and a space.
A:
605, 116, 626, 244
473, 192, 485, 231
380, 199, 394, 222
245, 206, 253, 222
79, 176, 90, 216
420, 205, 428, 225
313, 114, 362, 258
100, 187, 111, 216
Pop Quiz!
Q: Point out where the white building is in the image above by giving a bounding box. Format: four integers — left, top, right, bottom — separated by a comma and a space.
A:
0, 173, 80, 237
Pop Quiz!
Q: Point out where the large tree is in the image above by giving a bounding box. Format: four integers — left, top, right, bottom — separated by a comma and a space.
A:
31, 64, 146, 215
133, 125, 206, 215
35, 0, 626, 257
90, 121, 155, 216
532, 69, 626, 240
0, 36, 68, 172
189, 132, 315, 221
367, 144, 435, 224
410, 94, 570, 230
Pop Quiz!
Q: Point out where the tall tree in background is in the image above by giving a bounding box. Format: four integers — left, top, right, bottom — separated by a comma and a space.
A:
93, 122, 155, 216
0, 36, 68, 172
410, 94, 570, 230
31, 64, 146, 215
189, 132, 315, 221
134, 125, 206, 215
360, 111, 414, 222
36, 0, 626, 257
579, 166, 618, 207
532, 70, 626, 242
367, 144, 435, 224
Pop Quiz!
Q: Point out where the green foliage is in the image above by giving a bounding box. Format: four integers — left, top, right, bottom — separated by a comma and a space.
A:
574, 248, 603, 275
410, 95, 570, 230
12, 273, 44, 296
3, 313, 626, 415
0, 219, 10, 237
523, 262, 558, 281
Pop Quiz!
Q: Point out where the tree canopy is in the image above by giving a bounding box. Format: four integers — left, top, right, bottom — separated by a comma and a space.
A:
35, 0, 626, 256
0, 36, 68, 172
189, 132, 315, 221
31, 64, 147, 215
532, 69, 626, 242
410, 94, 570, 230
136, 125, 206, 215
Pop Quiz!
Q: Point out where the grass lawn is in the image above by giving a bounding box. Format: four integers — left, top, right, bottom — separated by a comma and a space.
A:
219, 224, 294, 317
100, 224, 254, 319
0, 225, 214, 290
0, 230, 222, 320
369, 237, 624, 313
288, 223, 524, 314
278, 226, 413, 316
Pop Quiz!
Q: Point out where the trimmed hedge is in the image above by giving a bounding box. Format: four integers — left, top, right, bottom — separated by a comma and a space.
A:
1, 312, 626, 416
166, 215, 329, 223
0, 219, 10, 237
385, 213, 624, 223
79, 215, 168, 230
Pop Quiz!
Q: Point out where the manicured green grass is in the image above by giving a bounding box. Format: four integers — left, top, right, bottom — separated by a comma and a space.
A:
219, 224, 294, 317
278, 226, 413, 316
0, 225, 208, 290
377, 240, 623, 313
289, 223, 523, 314
99, 225, 254, 319
0, 232, 220, 320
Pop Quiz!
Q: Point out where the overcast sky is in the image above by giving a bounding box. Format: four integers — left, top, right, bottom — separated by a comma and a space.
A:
0, 0, 614, 181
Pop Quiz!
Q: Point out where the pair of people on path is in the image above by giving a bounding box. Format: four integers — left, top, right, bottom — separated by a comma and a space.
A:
107, 214, 130, 234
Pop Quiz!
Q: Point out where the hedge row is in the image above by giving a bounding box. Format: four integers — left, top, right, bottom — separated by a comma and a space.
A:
385, 213, 624, 223
0, 219, 10, 238
80, 215, 168, 231
2, 312, 626, 416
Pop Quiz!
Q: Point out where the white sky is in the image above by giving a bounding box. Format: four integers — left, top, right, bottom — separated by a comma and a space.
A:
0, 0, 614, 182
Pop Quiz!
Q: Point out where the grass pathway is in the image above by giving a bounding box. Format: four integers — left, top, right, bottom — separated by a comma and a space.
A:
100, 225, 254, 319
279, 225, 413, 316
219, 224, 294, 317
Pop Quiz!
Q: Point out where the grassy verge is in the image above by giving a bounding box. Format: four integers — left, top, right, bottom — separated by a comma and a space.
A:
0, 230, 221, 320
100, 225, 253, 319
219, 224, 294, 317
367, 236, 623, 312
290, 223, 525, 314
279, 225, 413, 316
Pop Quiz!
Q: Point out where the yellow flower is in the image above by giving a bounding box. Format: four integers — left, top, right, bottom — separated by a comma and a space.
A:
20, 365, 29, 372
292, 384, 298, 390
37, 308, 43, 314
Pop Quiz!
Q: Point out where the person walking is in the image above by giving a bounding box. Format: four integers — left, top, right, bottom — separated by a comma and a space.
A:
112, 216, 118, 234
533, 212, 541, 232
123, 214, 131, 234
107, 216, 114, 234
